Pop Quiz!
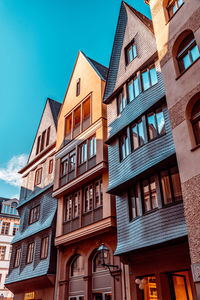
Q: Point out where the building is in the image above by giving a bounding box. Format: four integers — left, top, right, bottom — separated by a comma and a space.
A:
0, 197, 19, 300
6, 98, 61, 300
103, 2, 196, 299
145, 0, 200, 298
52, 51, 121, 300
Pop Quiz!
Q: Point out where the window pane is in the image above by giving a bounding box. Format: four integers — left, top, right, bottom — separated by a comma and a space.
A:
133, 77, 140, 97
171, 167, 182, 201
172, 3, 177, 14
156, 110, 166, 135
142, 71, 150, 91
71, 256, 84, 276
183, 53, 191, 70
83, 99, 90, 120
74, 106, 81, 128
161, 170, 173, 204
150, 176, 158, 209
150, 67, 158, 86
132, 45, 137, 58
138, 120, 145, 146
128, 82, 134, 102
118, 92, 126, 113
128, 47, 133, 63
191, 45, 200, 62
147, 114, 157, 140
178, 0, 183, 7
120, 133, 129, 160
193, 120, 200, 144
143, 180, 151, 212
129, 186, 139, 219
132, 125, 139, 150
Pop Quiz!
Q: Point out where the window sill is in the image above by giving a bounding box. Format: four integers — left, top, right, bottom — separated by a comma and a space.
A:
63, 217, 79, 224
143, 207, 159, 216
191, 143, 200, 152
162, 199, 183, 208
129, 216, 140, 223
166, 2, 184, 24
176, 56, 200, 80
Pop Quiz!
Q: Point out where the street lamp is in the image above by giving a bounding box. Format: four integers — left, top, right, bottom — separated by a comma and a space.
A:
97, 243, 119, 276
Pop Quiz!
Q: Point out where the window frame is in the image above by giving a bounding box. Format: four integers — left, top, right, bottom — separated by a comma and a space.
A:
117, 90, 126, 115
147, 108, 166, 141
119, 130, 130, 161
191, 99, 200, 145
167, 0, 184, 19
26, 242, 34, 264
48, 159, 53, 174
34, 167, 42, 186
1, 222, 10, 235
29, 205, 40, 224
0, 246, 6, 261
76, 78, 81, 96
14, 248, 21, 268
125, 39, 137, 65
40, 236, 49, 260
70, 255, 84, 277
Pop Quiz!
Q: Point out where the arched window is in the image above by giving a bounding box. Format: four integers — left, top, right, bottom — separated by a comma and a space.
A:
191, 99, 200, 145
177, 32, 200, 73
167, 0, 183, 19
93, 250, 110, 273
70, 255, 84, 277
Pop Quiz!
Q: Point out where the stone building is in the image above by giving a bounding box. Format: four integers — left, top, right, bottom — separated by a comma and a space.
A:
0, 197, 19, 300
145, 0, 200, 298
103, 1, 197, 299
6, 98, 61, 300
52, 51, 121, 300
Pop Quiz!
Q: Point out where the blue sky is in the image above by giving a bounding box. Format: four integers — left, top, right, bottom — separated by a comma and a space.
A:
0, 0, 151, 198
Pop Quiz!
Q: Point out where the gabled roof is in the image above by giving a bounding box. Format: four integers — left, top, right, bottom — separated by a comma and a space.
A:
81, 51, 108, 81
48, 98, 62, 128
103, 1, 154, 103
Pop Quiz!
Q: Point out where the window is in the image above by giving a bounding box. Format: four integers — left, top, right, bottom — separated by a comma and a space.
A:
83, 178, 102, 213
139, 276, 158, 300
1, 222, 10, 235
131, 119, 145, 150
3, 204, 10, 214
142, 66, 158, 91
83, 98, 90, 121
177, 33, 200, 73
160, 167, 182, 205
65, 113, 72, 138
129, 185, 140, 220
142, 176, 159, 213
117, 90, 126, 114
40, 130, 46, 152
40, 236, 49, 259
64, 196, 72, 221
79, 142, 87, 165
76, 78, 81, 96
60, 150, 76, 178
49, 159, 53, 174
89, 136, 96, 158
147, 109, 166, 140
36, 136, 41, 155
169, 271, 193, 300
14, 248, 21, 267
13, 224, 19, 235
0, 247, 6, 260
10, 201, 18, 215
84, 184, 93, 212
74, 106, 81, 129
46, 126, 50, 147
191, 99, 200, 145
128, 75, 140, 102
27, 242, 34, 264
29, 205, 40, 224
126, 41, 137, 65
64, 192, 80, 222
71, 255, 84, 277
93, 250, 109, 272
119, 131, 130, 160
35, 168, 42, 185
94, 179, 103, 208
167, 0, 183, 19
69, 297, 84, 300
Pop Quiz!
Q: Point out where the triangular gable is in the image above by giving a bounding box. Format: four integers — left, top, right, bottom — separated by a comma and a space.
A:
103, 2, 156, 103
27, 98, 61, 164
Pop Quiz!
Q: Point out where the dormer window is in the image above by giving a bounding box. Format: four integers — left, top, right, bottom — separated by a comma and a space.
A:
76, 78, 81, 96
29, 205, 40, 224
36, 127, 51, 155
125, 40, 137, 65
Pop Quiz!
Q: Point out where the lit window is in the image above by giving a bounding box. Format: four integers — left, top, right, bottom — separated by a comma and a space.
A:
119, 131, 130, 160
177, 33, 200, 73
71, 255, 84, 277
117, 90, 126, 114
1, 222, 10, 235
29, 205, 40, 224
126, 41, 137, 65
40, 236, 49, 259
0, 246, 6, 261
35, 168, 42, 186
14, 248, 21, 267
27, 242, 34, 264
191, 99, 200, 145
167, 0, 183, 19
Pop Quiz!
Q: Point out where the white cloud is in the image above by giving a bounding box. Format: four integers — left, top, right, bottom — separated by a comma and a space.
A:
0, 154, 28, 187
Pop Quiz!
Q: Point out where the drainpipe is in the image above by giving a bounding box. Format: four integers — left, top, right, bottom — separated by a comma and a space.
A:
123, 264, 127, 300
54, 247, 59, 300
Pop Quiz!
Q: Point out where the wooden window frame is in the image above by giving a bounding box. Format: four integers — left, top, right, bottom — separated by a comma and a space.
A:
14, 248, 21, 268
48, 159, 53, 174
29, 205, 40, 224
76, 78, 81, 96
191, 99, 200, 145
34, 168, 42, 186
1, 222, 10, 235
128, 185, 140, 220
119, 130, 130, 161
117, 90, 126, 115
147, 108, 166, 141
167, 0, 183, 19
36, 135, 41, 155
142, 176, 159, 213
40, 236, 49, 260
125, 38, 137, 65
46, 126, 51, 147
26, 242, 34, 264
0, 246, 6, 261
64, 192, 80, 222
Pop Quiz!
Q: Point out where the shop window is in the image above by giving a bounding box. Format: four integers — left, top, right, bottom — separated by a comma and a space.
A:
177, 32, 200, 73
93, 250, 110, 272
119, 131, 130, 161
191, 99, 200, 145
1, 222, 10, 235
70, 255, 84, 277
14, 248, 21, 267
142, 176, 158, 213
117, 90, 126, 114
40, 236, 49, 259
169, 271, 193, 300
0, 246, 6, 261
125, 40, 137, 65
34, 168, 42, 186
129, 184, 140, 220
26, 242, 34, 264
29, 205, 40, 224
147, 109, 166, 140
137, 276, 158, 300
167, 0, 183, 19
